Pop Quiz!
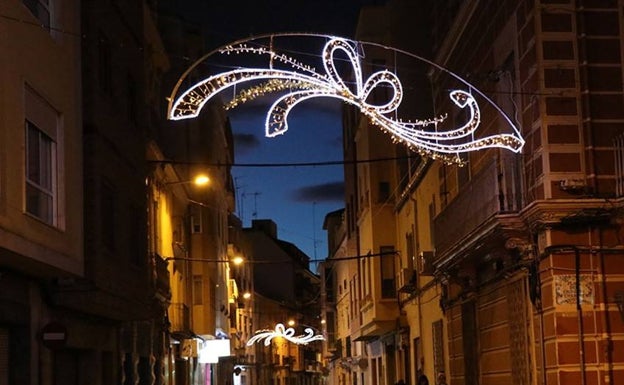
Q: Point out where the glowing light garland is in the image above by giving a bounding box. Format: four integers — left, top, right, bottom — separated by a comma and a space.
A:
246, 323, 325, 346
168, 34, 525, 164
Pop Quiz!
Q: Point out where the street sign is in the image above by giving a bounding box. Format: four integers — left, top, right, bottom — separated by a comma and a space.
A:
40, 322, 67, 349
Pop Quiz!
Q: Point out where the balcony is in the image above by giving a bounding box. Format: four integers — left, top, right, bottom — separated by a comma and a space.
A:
153, 254, 170, 301
433, 156, 524, 266
169, 303, 190, 332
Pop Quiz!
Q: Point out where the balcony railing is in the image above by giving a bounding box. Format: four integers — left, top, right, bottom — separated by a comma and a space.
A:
154, 254, 170, 299
169, 303, 190, 332
434, 156, 523, 258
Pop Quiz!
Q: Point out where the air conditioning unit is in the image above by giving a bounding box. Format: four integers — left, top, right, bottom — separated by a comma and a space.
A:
418, 251, 435, 276
559, 178, 586, 192
397, 268, 415, 293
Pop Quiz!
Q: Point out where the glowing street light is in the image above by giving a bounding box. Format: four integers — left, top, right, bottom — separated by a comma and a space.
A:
231, 256, 244, 265
166, 173, 210, 186
193, 174, 210, 186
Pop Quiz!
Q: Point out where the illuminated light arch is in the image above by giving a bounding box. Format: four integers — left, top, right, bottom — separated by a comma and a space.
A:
167, 33, 525, 164
246, 323, 325, 346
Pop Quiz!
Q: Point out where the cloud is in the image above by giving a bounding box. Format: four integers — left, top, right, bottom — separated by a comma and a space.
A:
291, 181, 344, 202
233, 133, 261, 154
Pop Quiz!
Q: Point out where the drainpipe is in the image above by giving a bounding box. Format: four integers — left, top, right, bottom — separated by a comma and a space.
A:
410, 195, 425, 378
596, 227, 614, 384
538, 296, 547, 385
530, 231, 548, 385
543, 245, 586, 385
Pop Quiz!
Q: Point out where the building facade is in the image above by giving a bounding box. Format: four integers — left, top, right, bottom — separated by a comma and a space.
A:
323, 1, 624, 385
243, 219, 324, 385
0, 0, 176, 383
428, 1, 624, 385
0, 0, 83, 383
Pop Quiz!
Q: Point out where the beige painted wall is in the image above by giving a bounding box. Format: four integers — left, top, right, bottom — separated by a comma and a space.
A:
0, 0, 83, 275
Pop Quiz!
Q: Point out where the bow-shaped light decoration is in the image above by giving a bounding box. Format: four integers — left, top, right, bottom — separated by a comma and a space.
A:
168, 35, 524, 164
246, 323, 325, 346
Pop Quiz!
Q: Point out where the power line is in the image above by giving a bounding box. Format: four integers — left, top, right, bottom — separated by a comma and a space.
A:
165, 250, 396, 265
147, 154, 423, 168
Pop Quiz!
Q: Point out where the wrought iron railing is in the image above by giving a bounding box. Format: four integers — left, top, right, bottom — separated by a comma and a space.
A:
169, 303, 190, 332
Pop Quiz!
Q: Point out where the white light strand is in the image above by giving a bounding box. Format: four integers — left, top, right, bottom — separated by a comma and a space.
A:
246, 323, 325, 346
169, 37, 525, 164
225, 79, 315, 110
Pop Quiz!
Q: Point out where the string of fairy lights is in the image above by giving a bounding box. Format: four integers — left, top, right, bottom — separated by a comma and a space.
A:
246, 323, 325, 346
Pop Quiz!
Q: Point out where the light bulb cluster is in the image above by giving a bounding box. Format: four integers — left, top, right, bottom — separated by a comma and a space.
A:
225, 79, 315, 110
220, 44, 324, 79
169, 37, 525, 163
246, 323, 325, 346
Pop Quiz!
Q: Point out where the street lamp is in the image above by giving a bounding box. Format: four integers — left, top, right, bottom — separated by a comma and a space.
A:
166, 173, 210, 186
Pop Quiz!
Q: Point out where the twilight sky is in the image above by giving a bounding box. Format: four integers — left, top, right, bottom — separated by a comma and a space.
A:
229, 97, 345, 263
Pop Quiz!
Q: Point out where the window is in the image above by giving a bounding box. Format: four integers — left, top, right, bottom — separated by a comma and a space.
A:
380, 246, 396, 298
191, 206, 202, 233
22, 0, 50, 29
25, 121, 55, 224
25, 86, 60, 227
361, 257, 371, 299
192, 275, 203, 305
432, 320, 445, 378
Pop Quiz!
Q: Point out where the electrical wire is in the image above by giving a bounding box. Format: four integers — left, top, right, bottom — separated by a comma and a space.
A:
147, 154, 425, 168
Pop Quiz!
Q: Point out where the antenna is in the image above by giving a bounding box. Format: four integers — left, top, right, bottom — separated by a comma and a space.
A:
251, 192, 261, 219
234, 177, 244, 221
312, 202, 318, 260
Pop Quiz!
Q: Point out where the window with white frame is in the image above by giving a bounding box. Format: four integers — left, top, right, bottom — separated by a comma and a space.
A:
25, 122, 55, 224
25, 87, 58, 226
